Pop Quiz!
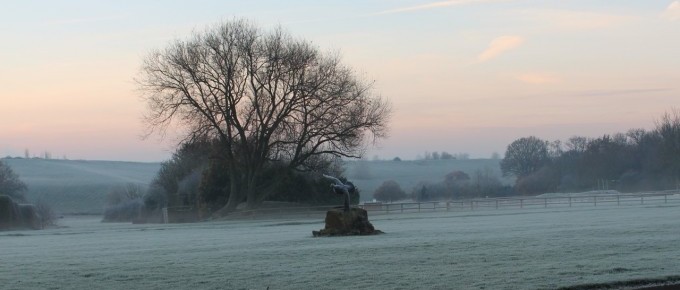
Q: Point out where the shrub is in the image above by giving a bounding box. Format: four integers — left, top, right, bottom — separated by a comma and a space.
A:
103, 198, 143, 223
514, 167, 558, 195
373, 180, 407, 202
0, 160, 27, 201
102, 183, 145, 222
34, 199, 57, 227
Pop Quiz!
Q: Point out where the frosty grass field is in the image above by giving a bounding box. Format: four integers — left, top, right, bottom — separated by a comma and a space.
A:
3, 197, 680, 290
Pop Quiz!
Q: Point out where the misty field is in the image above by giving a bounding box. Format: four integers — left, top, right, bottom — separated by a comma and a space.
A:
2, 158, 507, 214
2, 199, 680, 290
2, 158, 160, 214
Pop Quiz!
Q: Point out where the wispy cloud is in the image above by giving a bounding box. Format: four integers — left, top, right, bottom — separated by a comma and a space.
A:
518, 9, 633, 30
478, 35, 524, 62
515, 73, 561, 84
375, 0, 507, 15
662, 1, 680, 21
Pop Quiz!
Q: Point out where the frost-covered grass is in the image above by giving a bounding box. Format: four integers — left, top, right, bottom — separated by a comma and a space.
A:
2, 198, 680, 290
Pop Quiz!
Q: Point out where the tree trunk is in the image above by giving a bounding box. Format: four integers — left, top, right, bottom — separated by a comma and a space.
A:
212, 172, 243, 217
343, 191, 350, 212
245, 174, 262, 209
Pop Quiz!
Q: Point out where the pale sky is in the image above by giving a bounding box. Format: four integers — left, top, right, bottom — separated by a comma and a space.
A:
1, 0, 679, 162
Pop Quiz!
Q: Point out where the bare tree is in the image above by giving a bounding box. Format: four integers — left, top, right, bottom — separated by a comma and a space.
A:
106, 183, 144, 206
138, 20, 390, 215
501, 136, 550, 178
656, 108, 680, 185
565, 136, 589, 153
441, 151, 454, 159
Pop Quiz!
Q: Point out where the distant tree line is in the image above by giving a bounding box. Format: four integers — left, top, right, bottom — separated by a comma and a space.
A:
3, 150, 59, 160
501, 110, 680, 195
372, 168, 513, 203
418, 151, 469, 160
410, 169, 513, 201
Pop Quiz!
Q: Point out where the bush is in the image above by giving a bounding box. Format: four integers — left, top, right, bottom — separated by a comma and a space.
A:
373, 180, 407, 202
0, 194, 19, 229
514, 167, 558, 195
411, 169, 509, 201
266, 171, 360, 206
198, 158, 230, 211
0, 195, 51, 230
144, 184, 167, 211
0, 160, 27, 201
102, 183, 145, 222
102, 198, 143, 223
470, 168, 503, 198
35, 200, 57, 227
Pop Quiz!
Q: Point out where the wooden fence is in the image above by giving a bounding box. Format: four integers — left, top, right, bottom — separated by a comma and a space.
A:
162, 191, 679, 221
359, 191, 680, 214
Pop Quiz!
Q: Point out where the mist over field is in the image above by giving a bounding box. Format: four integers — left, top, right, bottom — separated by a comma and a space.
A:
345, 158, 512, 200
1, 157, 508, 214
1, 158, 159, 214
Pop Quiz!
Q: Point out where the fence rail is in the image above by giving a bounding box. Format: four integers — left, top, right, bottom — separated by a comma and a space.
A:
359, 191, 680, 214
162, 191, 680, 221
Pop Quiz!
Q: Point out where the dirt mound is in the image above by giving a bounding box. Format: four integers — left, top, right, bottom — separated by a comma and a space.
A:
313, 207, 383, 237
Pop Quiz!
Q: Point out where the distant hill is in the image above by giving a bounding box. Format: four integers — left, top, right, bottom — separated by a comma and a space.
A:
343, 158, 513, 201
1, 158, 160, 214
1, 157, 510, 214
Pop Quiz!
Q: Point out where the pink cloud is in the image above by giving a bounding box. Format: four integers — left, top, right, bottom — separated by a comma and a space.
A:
515, 73, 562, 84
478, 35, 524, 62
662, 1, 680, 21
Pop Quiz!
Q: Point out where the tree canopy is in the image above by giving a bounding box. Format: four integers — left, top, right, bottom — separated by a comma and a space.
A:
501, 136, 550, 178
373, 180, 407, 202
139, 20, 390, 215
0, 160, 27, 201
502, 109, 680, 195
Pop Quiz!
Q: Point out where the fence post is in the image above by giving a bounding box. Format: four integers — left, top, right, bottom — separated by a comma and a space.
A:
641, 196, 644, 205
162, 207, 169, 224
665, 195, 667, 203
446, 201, 450, 211
594, 196, 597, 207
569, 197, 572, 207
433, 202, 436, 211
471, 201, 474, 210
617, 195, 620, 206
520, 199, 523, 209
418, 202, 421, 212
495, 199, 499, 209
401, 203, 404, 213
544, 198, 548, 208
